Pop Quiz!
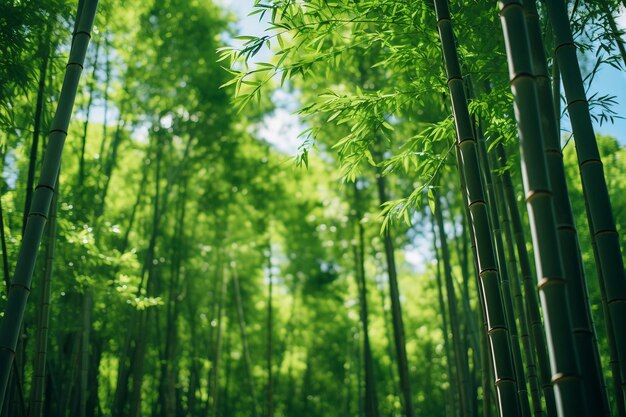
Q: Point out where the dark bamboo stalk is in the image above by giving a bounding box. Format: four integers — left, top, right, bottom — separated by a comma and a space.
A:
431, 215, 457, 417
544, 0, 626, 404
210, 261, 227, 417
496, 144, 557, 417
23, 30, 51, 235
492, 159, 544, 417
27, 181, 57, 417
523, 2, 609, 414
231, 263, 259, 417
266, 243, 274, 417
475, 124, 531, 417
433, 1, 520, 415
0, 1, 99, 409
374, 169, 415, 417
77, 39, 100, 190
352, 183, 379, 417
434, 188, 472, 417
498, 2, 590, 414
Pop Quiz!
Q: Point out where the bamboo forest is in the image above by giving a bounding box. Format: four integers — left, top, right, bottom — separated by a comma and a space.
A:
3, 0, 626, 416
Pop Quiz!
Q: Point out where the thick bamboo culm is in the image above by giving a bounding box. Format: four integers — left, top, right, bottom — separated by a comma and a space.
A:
543, 0, 626, 407
498, 1, 589, 416
433, 1, 520, 415
0, 0, 99, 410
523, 1, 610, 415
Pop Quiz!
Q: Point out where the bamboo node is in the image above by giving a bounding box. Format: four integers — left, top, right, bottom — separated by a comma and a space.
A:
49, 128, 69, 136
537, 277, 565, 290
524, 189, 551, 203
0, 346, 16, 355
498, 2, 523, 16
66, 62, 85, 70
579, 158, 602, 169
593, 229, 618, 238
551, 372, 580, 384
9, 283, 31, 293
555, 42, 576, 54
28, 212, 49, 221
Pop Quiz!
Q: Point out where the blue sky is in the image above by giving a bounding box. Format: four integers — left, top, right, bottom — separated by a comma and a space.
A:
221, 0, 626, 147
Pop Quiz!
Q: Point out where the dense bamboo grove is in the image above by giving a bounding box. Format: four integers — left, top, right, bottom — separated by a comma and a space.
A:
0, 0, 625, 416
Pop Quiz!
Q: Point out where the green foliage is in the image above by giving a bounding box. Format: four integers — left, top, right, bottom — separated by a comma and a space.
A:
0, 0, 624, 416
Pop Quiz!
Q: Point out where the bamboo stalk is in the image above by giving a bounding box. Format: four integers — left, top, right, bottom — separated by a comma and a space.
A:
498, 1, 589, 415
523, 2, 609, 414
544, 0, 626, 405
433, 1, 520, 415
0, 0, 99, 409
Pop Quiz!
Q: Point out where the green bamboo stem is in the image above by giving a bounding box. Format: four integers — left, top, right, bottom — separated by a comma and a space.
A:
433, 1, 520, 415
492, 163, 544, 417
496, 144, 557, 417
27, 184, 58, 417
0, 0, 99, 410
498, 1, 589, 415
456, 144, 496, 417
586, 200, 626, 417
602, 3, 626, 70
374, 165, 415, 417
544, 0, 626, 404
231, 263, 259, 417
475, 123, 532, 417
266, 243, 274, 417
434, 188, 472, 417
23, 30, 51, 235
431, 214, 458, 417
523, 2, 610, 415
352, 183, 380, 417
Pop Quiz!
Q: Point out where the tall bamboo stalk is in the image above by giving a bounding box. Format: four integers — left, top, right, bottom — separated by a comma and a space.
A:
28, 182, 58, 417
266, 243, 274, 417
434, 188, 472, 417
523, 1, 609, 414
374, 167, 414, 417
210, 261, 227, 417
496, 145, 556, 417
231, 263, 259, 417
23, 29, 51, 235
498, 1, 589, 415
77, 39, 100, 190
0, 195, 9, 293
492, 159, 544, 417
352, 183, 379, 417
544, 0, 626, 404
431, 215, 457, 417
0, 0, 99, 409
475, 124, 531, 417
433, 1, 520, 415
